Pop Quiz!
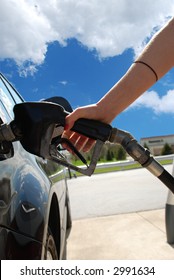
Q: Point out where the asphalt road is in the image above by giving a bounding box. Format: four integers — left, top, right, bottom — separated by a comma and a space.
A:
67, 165, 172, 220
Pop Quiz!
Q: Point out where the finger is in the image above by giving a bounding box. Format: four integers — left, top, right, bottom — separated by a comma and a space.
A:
62, 129, 73, 139
69, 132, 81, 145
65, 105, 97, 131
64, 114, 77, 131
74, 135, 89, 151
61, 131, 74, 153
61, 140, 74, 154
82, 139, 96, 152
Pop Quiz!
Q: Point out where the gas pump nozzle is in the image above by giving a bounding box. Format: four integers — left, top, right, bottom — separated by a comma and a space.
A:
0, 97, 174, 193
0, 98, 112, 176
108, 128, 174, 194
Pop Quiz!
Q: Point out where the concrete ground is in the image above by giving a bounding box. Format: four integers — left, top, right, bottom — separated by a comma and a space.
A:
67, 165, 174, 260
67, 209, 174, 260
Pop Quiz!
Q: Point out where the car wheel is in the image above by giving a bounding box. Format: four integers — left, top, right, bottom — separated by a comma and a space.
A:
44, 229, 58, 260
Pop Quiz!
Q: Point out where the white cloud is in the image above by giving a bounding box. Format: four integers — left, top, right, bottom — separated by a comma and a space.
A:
18, 64, 38, 77
130, 90, 174, 114
59, 80, 68, 86
1, 0, 174, 73
0, 0, 56, 64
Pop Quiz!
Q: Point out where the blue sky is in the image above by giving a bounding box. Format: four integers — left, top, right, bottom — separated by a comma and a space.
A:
1, 0, 174, 142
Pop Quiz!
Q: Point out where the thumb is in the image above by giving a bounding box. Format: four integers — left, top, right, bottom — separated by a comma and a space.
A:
64, 111, 80, 131
64, 115, 74, 131
64, 105, 97, 131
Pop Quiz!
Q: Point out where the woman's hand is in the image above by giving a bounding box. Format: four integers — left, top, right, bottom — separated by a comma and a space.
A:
62, 103, 112, 152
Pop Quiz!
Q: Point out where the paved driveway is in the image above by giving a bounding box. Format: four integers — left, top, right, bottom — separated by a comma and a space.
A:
67, 165, 174, 259
67, 165, 171, 220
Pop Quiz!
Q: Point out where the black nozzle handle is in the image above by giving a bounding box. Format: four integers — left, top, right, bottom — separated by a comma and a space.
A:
12, 101, 112, 143
62, 108, 112, 142
71, 118, 112, 142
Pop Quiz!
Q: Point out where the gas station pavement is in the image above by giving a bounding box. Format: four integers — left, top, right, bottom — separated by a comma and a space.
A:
67, 208, 174, 259
67, 166, 174, 259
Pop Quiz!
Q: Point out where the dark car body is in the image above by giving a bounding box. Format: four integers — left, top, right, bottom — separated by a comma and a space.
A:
0, 72, 72, 259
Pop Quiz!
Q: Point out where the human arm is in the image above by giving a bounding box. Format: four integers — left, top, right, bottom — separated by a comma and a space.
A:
63, 17, 174, 151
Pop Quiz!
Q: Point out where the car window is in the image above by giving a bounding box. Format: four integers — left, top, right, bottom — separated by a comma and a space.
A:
0, 100, 10, 123
0, 75, 23, 119
0, 81, 15, 119
2, 77, 23, 104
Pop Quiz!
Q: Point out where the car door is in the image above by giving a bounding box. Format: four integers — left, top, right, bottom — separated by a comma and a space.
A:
0, 75, 21, 227
0, 73, 71, 259
0, 74, 50, 253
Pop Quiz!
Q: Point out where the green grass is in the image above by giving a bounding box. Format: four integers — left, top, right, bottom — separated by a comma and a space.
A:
71, 158, 173, 177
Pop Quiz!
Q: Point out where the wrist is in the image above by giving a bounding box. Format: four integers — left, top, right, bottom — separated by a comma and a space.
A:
96, 98, 117, 124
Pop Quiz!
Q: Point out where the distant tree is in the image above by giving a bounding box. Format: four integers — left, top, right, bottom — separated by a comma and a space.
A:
82, 142, 127, 162
116, 146, 126, 160
106, 149, 113, 161
143, 142, 150, 150
161, 143, 173, 155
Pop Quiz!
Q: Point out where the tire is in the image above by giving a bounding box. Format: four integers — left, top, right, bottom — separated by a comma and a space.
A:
44, 229, 58, 260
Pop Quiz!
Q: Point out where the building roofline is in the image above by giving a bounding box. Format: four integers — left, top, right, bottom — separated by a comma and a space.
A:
141, 134, 174, 141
